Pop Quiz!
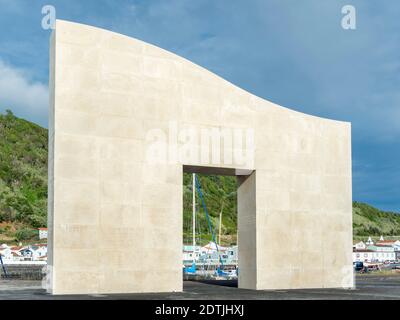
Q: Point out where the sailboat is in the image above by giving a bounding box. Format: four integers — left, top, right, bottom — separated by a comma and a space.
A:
183, 173, 197, 275
183, 174, 238, 279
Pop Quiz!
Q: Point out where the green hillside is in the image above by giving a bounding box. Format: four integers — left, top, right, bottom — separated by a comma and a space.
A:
183, 173, 238, 245
0, 109, 399, 245
353, 201, 400, 238
0, 110, 47, 242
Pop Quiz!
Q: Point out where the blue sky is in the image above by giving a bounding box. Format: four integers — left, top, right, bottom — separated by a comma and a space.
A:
0, 0, 399, 212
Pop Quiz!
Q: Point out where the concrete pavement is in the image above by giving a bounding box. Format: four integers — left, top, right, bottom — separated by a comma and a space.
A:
0, 275, 400, 300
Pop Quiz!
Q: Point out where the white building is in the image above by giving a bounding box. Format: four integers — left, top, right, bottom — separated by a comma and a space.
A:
30, 244, 48, 260
366, 237, 374, 246
353, 245, 396, 263
376, 240, 400, 248
38, 228, 48, 240
182, 242, 238, 266
0, 244, 48, 262
353, 241, 366, 250
374, 242, 400, 260
353, 250, 375, 263
0, 244, 12, 261
183, 245, 201, 264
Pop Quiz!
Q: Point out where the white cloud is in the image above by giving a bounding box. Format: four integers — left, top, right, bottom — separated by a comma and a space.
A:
0, 59, 48, 127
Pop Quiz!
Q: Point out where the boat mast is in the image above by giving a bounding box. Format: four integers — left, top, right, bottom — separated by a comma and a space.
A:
192, 173, 196, 263
218, 202, 224, 246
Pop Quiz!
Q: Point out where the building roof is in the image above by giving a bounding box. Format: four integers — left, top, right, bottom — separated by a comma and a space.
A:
375, 244, 395, 248
377, 240, 398, 245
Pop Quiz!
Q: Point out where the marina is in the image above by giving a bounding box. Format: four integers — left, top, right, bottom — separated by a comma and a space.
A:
182, 174, 238, 280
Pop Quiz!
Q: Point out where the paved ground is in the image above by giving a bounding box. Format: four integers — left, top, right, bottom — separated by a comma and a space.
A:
1, 275, 400, 300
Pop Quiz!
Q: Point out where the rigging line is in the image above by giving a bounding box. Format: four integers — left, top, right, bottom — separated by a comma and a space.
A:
195, 175, 224, 267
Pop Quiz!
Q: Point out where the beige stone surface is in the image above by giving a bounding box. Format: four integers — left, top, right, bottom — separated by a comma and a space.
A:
48, 20, 353, 294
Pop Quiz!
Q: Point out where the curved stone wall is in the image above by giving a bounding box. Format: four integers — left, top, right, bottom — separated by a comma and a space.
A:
48, 20, 353, 294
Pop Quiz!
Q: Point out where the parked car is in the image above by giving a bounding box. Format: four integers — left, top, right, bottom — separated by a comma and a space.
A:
354, 261, 364, 272
19, 248, 33, 257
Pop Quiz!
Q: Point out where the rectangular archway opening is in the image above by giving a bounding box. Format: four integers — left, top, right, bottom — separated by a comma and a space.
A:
182, 165, 253, 288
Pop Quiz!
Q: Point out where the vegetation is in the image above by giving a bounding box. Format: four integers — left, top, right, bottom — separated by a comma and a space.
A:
353, 201, 400, 238
183, 180, 400, 245
0, 109, 399, 245
183, 173, 238, 246
0, 110, 47, 242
